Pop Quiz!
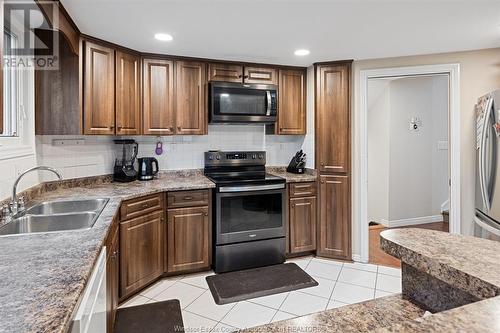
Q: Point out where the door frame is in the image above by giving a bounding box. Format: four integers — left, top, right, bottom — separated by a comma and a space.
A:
357, 63, 461, 263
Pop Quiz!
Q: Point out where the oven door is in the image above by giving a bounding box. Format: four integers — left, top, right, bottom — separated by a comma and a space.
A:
216, 184, 285, 245
210, 82, 277, 123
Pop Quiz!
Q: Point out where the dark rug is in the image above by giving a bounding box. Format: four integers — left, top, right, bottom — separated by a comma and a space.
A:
206, 263, 318, 305
114, 299, 184, 333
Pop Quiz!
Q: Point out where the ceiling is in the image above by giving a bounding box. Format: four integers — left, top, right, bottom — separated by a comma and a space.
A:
61, 0, 500, 66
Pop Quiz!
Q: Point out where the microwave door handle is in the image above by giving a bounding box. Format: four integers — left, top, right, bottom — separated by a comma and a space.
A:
266, 91, 272, 116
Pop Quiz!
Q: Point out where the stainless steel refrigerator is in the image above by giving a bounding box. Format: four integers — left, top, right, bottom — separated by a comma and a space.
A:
475, 90, 500, 240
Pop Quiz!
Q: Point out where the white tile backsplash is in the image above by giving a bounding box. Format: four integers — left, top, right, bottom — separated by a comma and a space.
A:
36, 123, 314, 182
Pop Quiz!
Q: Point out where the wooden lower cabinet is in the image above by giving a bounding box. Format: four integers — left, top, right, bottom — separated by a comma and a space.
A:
289, 196, 317, 253
119, 210, 164, 299
317, 175, 351, 260
106, 225, 119, 333
166, 206, 210, 273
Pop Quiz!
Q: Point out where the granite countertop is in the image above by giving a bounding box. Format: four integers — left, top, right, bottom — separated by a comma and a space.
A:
0, 170, 215, 333
243, 294, 425, 333
266, 166, 317, 183
247, 229, 500, 333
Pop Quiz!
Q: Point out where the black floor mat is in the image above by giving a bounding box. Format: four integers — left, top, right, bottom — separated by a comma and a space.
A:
206, 263, 318, 305
114, 299, 184, 333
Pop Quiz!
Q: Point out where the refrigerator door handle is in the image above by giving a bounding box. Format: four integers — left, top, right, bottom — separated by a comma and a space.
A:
480, 98, 494, 211
474, 215, 500, 237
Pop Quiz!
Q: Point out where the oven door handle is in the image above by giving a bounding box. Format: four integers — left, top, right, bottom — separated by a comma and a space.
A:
219, 183, 285, 193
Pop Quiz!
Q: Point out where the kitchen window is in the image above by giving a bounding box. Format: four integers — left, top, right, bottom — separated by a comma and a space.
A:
2, 29, 20, 137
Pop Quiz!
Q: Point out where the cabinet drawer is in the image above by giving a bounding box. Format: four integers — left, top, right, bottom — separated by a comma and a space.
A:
120, 193, 164, 221
167, 190, 209, 208
289, 182, 317, 198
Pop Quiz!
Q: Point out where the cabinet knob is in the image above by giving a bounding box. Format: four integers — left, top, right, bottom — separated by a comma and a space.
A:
291, 204, 295, 208
177, 126, 182, 131
321, 162, 325, 166
169, 127, 174, 132
204, 212, 208, 216
244, 75, 249, 79
321, 180, 325, 184
238, 74, 242, 78
160, 217, 165, 223
109, 126, 115, 130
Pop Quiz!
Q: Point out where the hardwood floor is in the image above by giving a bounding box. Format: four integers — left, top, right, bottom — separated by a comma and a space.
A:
369, 222, 449, 268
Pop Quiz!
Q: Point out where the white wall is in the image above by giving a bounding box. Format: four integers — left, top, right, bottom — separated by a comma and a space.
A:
353, 47, 500, 259
367, 80, 391, 224
388, 76, 448, 222
368, 76, 449, 226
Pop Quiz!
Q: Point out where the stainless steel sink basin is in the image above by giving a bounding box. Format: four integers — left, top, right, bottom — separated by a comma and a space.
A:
0, 213, 98, 236
0, 198, 109, 236
25, 198, 108, 215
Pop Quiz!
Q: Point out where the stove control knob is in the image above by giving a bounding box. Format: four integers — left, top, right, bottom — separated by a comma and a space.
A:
252, 154, 256, 159
216, 155, 220, 160
258, 154, 263, 159
208, 155, 214, 160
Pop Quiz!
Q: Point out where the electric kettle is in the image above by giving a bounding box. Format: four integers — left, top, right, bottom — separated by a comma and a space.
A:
137, 157, 159, 181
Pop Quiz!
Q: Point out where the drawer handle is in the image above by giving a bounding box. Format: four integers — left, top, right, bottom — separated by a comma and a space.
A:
294, 185, 311, 189
183, 196, 193, 200
142, 203, 149, 208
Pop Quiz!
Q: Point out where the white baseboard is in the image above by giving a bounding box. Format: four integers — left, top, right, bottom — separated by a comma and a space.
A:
387, 215, 443, 228
352, 254, 364, 263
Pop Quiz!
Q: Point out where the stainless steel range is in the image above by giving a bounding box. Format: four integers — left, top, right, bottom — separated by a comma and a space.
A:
204, 151, 286, 273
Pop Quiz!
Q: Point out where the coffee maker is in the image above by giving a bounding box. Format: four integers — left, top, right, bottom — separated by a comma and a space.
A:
113, 139, 138, 182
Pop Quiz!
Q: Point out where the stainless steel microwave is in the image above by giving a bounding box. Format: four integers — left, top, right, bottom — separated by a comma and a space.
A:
209, 82, 278, 124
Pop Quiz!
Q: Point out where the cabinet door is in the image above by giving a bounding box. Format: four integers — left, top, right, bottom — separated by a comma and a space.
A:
289, 196, 317, 253
143, 58, 175, 135
317, 175, 351, 260
175, 61, 207, 135
115, 51, 141, 135
315, 63, 351, 174
208, 63, 243, 82
83, 41, 115, 135
244, 66, 278, 85
278, 69, 306, 135
120, 211, 164, 299
167, 206, 210, 273
106, 226, 119, 333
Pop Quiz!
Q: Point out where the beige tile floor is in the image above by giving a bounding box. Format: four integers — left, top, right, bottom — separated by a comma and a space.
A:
118, 256, 402, 332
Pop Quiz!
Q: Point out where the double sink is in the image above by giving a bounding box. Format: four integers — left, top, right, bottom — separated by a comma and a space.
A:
0, 198, 109, 236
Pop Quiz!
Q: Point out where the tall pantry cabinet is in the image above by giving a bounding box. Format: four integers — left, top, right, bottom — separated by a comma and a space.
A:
315, 61, 352, 261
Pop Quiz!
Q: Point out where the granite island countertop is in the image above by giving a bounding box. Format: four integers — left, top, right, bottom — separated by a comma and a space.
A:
244, 229, 500, 333
0, 170, 215, 333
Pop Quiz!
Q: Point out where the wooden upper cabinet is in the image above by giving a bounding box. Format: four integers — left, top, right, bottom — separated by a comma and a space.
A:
143, 58, 175, 135
83, 41, 115, 135
278, 69, 306, 135
167, 206, 210, 273
208, 63, 243, 82
315, 62, 351, 174
244, 66, 278, 85
289, 196, 317, 253
175, 61, 207, 135
317, 175, 351, 260
120, 211, 164, 299
115, 51, 141, 135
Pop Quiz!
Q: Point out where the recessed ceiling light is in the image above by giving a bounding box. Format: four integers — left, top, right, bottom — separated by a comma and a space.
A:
154, 33, 173, 42
294, 49, 310, 56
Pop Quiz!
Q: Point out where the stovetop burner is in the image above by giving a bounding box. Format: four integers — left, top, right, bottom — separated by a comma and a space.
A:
204, 150, 285, 186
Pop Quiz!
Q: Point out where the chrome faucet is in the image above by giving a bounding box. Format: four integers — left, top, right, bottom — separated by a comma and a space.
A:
9, 166, 62, 216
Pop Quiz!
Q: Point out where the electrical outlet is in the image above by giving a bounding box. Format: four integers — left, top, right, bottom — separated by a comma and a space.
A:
52, 138, 85, 146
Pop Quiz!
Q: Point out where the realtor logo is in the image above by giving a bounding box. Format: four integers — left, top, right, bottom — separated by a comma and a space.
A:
4, 0, 59, 70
